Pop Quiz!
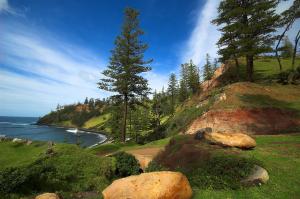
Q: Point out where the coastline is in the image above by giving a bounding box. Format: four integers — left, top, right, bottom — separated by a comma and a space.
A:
36, 123, 110, 147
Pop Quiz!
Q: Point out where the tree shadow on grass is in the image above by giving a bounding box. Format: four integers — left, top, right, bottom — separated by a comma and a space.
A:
239, 94, 298, 112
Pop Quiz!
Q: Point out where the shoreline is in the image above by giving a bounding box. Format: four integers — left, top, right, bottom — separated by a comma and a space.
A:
1, 122, 109, 148
36, 123, 110, 147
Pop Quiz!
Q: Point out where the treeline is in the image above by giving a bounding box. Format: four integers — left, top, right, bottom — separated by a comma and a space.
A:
37, 97, 106, 127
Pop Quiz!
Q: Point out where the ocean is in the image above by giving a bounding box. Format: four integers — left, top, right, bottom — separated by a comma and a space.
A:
0, 116, 106, 147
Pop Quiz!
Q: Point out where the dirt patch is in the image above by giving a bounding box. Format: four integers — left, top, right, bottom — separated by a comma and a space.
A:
126, 147, 163, 170
186, 108, 300, 135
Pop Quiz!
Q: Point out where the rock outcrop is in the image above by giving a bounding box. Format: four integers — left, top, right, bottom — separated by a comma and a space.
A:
35, 193, 60, 199
102, 171, 193, 199
241, 165, 269, 186
204, 131, 256, 149
186, 108, 300, 135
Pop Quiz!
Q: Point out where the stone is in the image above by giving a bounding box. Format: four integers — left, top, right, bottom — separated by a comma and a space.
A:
102, 171, 193, 199
194, 127, 212, 140
204, 131, 256, 149
241, 165, 269, 186
35, 193, 60, 199
26, 140, 33, 145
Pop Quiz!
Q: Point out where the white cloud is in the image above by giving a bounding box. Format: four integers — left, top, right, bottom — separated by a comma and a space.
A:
0, 22, 170, 116
0, 24, 111, 116
181, 0, 221, 69
0, 0, 19, 15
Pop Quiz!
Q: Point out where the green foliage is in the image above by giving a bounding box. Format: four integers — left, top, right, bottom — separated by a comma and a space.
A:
113, 152, 140, 177
213, 0, 280, 81
98, 7, 152, 142
186, 156, 259, 190
145, 160, 166, 172
280, 37, 294, 58
167, 73, 178, 114
0, 144, 115, 197
203, 53, 214, 81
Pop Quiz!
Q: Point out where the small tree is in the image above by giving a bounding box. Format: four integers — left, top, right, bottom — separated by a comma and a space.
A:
167, 73, 178, 114
187, 60, 200, 94
98, 8, 152, 142
203, 53, 213, 81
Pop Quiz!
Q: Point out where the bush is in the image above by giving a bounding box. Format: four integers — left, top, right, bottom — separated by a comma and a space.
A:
186, 156, 259, 190
0, 146, 116, 196
113, 152, 140, 177
277, 68, 300, 84
145, 160, 166, 172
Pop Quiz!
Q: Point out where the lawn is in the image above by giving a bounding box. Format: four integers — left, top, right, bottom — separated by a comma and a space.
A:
0, 141, 47, 169
192, 134, 300, 199
1, 133, 300, 199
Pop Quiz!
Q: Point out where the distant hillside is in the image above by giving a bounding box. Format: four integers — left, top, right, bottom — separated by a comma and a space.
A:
37, 56, 300, 138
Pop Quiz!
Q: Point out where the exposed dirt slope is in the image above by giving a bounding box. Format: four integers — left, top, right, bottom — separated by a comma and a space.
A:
186, 82, 300, 135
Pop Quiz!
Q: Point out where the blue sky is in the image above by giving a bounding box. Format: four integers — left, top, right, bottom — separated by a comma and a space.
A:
0, 0, 298, 117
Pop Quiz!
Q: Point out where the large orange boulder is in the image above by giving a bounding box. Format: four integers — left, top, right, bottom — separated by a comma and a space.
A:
35, 193, 60, 199
102, 171, 193, 199
204, 131, 256, 149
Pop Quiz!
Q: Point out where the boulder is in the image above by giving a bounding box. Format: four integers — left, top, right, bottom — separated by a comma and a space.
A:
241, 165, 269, 186
26, 140, 33, 145
194, 127, 212, 140
35, 193, 60, 199
204, 131, 256, 149
102, 171, 193, 199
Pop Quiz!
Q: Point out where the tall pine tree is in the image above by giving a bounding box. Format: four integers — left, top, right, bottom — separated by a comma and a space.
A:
213, 0, 280, 81
98, 8, 152, 142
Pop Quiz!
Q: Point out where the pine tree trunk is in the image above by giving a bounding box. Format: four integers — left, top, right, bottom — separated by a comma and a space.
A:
246, 55, 254, 82
292, 29, 300, 70
276, 20, 293, 71
121, 95, 128, 143
234, 56, 240, 81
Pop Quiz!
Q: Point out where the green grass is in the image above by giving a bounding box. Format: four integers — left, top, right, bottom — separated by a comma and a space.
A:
0, 141, 115, 199
0, 141, 47, 169
192, 134, 300, 199
83, 113, 111, 129
230, 57, 300, 81
1, 133, 300, 198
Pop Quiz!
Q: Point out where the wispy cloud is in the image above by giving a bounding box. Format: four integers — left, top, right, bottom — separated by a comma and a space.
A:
181, 0, 221, 68
0, 22, 169, 116
0, 0, 22, 16
0, 22, 111, 116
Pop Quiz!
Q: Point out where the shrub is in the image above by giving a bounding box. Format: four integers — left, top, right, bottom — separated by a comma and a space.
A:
186, 156, 259, 190
113, 152, 140, 177
145, 161, 166, 172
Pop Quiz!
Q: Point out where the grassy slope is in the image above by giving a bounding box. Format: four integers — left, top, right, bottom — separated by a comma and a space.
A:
0, 141, 47, 169
213, 82, 300, 114
193, 134, 300, 199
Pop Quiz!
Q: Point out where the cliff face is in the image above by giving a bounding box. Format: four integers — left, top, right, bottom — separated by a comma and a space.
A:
186, 81, 300, 135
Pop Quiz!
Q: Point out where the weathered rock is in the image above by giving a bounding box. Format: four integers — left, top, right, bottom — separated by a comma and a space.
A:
204, 131, 256, 149
194, 127, 212, 140
26, 140, 33, 145
35, 193, 60, 199
102, 171, 193, 199
241, 165, 269, 186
